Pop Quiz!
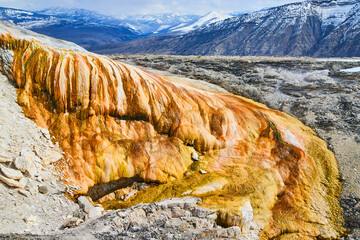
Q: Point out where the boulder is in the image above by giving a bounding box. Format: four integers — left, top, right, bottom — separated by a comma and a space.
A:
77, 196, 94, 214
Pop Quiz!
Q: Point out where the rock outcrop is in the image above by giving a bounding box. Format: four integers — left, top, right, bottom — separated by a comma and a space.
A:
0, 21, 345, 239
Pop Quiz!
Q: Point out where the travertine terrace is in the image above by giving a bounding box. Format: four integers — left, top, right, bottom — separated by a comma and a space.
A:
0, 22, 345, 239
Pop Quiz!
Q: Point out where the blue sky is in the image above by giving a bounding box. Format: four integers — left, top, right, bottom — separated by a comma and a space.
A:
0, 0, 301, 16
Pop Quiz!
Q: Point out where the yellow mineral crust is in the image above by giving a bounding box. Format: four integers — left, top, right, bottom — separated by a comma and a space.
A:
0, 33, 344, 239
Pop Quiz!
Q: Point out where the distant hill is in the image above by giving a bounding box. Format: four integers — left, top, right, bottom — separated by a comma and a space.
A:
91, 0, 360, 57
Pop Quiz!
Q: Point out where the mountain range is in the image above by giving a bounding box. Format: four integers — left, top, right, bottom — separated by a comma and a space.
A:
0, 7, 142, 48
91, 0, 360, 57
1, 0, 359, 57
0, 7, 234, 49
36, 8, 236, 35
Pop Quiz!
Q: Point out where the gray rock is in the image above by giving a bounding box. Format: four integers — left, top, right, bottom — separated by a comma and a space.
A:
0, 70, 82, 236
164, 218, 187, 228
191, 207, 215, 218
127, 208, 147, 225
87, 207, 104, 219
41, 149, 63, 165
4, 196, 260, 239
206, 213, 217, 221
155, 197, 202, 210
26, 179, 38, 195
137, 183, 149, 191
78, 196, 94, 214
171, 206, 189, 218
355, 201, 360, 211
14, 156, 30, 173
62, 217, 84, 228
38, 185, 49, 194
226, 226, 242, 238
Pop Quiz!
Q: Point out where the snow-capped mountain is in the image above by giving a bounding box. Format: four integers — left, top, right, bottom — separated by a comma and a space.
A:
0, 7, 139, 49
169, 11, 233, 33
0, 6, 238, 48
36, 8, 233, 35
91, 0, 360, 57
36, 7, 126, 28
117, 13, 200, 34
0, 7, 65, 28
119, 11, 237, 35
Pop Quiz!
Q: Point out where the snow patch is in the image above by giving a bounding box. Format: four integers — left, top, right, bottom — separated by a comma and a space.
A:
315, 3, 354, 27
340, 67, 360, 73
318, 58, 360, 62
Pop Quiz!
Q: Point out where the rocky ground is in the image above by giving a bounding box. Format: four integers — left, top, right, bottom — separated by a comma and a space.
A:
0, 72, 81, 234
108, 54, 360, 239
0, 197, 260, 240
